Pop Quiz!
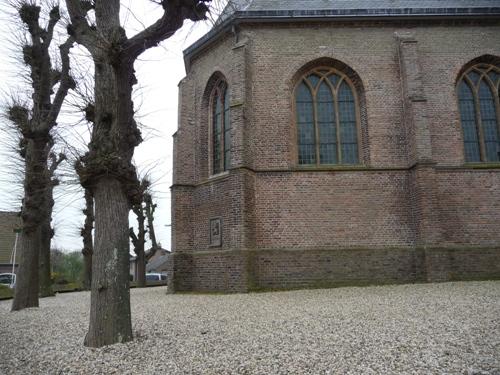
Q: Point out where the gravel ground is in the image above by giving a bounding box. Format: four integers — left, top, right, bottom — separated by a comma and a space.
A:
1, 281, 499, 375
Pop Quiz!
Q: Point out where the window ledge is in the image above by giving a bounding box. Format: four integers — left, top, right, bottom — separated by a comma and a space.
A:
293, 164, 367, 172
207, 170, 230, 181
464, 162, 500, 169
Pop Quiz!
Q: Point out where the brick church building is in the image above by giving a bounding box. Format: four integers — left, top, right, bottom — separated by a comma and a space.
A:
169, 0, 500, 292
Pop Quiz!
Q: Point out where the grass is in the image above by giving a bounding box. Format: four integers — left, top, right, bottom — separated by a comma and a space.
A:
0, 285, 14, 300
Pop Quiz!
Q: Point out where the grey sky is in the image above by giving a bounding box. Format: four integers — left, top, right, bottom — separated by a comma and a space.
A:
0, 2, 218, 252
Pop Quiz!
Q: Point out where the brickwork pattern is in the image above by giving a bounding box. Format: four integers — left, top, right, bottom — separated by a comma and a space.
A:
171, 20, 500, 292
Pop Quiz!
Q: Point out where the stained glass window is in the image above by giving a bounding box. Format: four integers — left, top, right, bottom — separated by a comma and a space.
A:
212, 81, 230, 174
458, 64, 500, 163
458, 81, 480, 162
296, 82, 316, 164
295, 68, 360, 165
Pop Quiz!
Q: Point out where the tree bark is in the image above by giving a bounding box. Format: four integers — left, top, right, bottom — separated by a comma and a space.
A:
136, 249, 146, 288
75, 52, 138, 346
130, 200, 146, 288
144, 193, 158, 253
82, 188, 94, 291
40, 162, 60, 298
39, 217, 54, 297
12, 227, 40, 310
84, 178, 132, 347
12, 136, 50, 310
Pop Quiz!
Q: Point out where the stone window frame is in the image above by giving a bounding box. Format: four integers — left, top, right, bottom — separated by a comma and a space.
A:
290, 59, 369, 168
456, 62, 500, 163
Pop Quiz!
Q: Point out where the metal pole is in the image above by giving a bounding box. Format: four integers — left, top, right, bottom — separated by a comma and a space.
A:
10, 231, 19, 287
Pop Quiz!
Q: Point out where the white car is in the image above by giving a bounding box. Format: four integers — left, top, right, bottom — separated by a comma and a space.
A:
145, 273, 167, 282
0, 273, 16, 288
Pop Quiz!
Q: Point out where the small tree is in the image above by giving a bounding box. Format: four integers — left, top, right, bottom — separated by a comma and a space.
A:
129, 179, 148, 287
39, 152, 66, 297
144, 189, 159, 253
81, 187, 93, 290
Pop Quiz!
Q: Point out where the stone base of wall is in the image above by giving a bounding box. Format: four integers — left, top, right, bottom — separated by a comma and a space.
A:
168, 247, 500, 293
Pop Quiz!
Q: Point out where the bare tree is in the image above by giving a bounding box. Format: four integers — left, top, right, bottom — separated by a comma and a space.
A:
65, 0, 211, 347
81, 187, 93, 290
129, 179, 148, 288
39, 152, 66, 297
144, 190, 159, 252
8, 1, 74, 311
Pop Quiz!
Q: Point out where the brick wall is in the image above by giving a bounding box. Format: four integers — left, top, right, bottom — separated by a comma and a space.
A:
170, 20, 500, 292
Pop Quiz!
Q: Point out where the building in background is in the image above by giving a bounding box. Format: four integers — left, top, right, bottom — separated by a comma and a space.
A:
130, 248, 171, 281
0, 212, 21, 274
170, 0, 500, 292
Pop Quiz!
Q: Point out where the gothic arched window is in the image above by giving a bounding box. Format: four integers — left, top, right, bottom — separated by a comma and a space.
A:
212, 80, 230, 174
457, 64, 500, 162
295, 68, 360, 165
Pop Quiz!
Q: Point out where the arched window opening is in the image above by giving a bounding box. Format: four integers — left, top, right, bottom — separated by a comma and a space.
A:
212, 80, 230, 174
295, 68, 360, 165
457, 64, 500, 162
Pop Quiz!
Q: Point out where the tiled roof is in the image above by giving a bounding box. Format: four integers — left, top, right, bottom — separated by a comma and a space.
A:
215, 0, 500, 23
223, 0, 499, 12
186, 0, 500, 65
0, 212, 21, 265
146, 254, 170, 273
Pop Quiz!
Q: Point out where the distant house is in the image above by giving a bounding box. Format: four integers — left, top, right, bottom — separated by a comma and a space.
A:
0, 212, 21, 274
146, 248, 170, 274
129, 248, 171, 281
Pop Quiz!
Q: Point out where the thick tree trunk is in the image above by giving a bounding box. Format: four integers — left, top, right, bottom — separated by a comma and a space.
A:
12, 138, 50, 311
12, 228, 40, 310
84, 178, 132, 347
39, 218, 53, 297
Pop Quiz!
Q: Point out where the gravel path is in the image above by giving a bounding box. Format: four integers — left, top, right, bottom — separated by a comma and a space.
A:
1, 281, 499, 374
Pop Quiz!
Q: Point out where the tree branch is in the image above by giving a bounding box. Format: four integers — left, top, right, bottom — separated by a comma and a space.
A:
48, 152, 67, 177
66, 0, 98, 53
46, 36, 75, 128
129, 227, 138, 249
124, 0, 211, 60
8, 105, 30, 133
44, 6, 61, 48
19, 3, 44, 39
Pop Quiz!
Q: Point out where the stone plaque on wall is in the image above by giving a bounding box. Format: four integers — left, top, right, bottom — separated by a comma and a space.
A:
209, 218, 222, 247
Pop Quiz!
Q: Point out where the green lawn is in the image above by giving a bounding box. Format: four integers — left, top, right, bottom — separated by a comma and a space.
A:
0, 285, 14, 299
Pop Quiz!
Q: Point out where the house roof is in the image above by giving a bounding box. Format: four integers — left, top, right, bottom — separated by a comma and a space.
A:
0, 212, 21, 265
220, 0, 499, 13
184, 0, 500, 68
146, 253, 170, 273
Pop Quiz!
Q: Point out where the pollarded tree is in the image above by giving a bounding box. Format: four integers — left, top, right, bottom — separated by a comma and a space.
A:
8, 1, 74, 311
39, 151, 66, 297
144, 189, 159, 253
65, 0, 211, 347
129, 179, 148, 288
81, 187, 93, 290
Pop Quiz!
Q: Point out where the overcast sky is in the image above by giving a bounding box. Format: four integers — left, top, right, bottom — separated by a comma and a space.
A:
0, 2, 220, 252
